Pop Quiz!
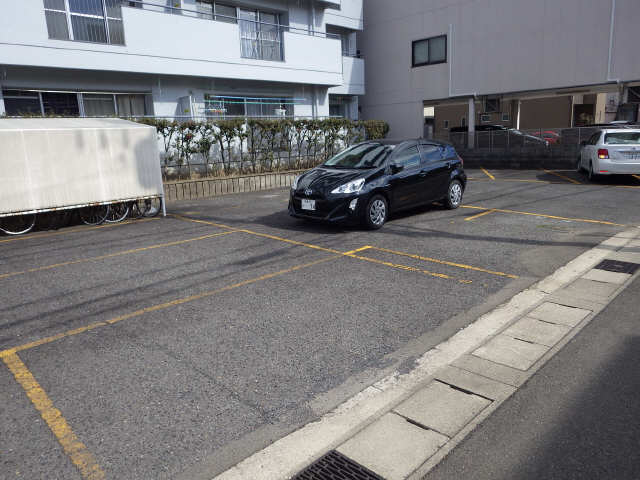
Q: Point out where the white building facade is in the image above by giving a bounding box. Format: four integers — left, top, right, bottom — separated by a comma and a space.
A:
359, 0, 640, 140
0, 0, 364, 120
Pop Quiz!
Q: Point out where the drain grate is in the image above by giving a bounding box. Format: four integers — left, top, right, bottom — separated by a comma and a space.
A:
594, 259, 640, 275
291, 450, 385, 480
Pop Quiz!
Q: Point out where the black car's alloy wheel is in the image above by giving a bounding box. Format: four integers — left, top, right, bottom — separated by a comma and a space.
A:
364, 194, 388, 229
445, 179, 464, 209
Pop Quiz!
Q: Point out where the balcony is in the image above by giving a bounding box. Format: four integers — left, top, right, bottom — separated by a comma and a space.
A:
329, 55, 365, 96
0, 1, 343, 87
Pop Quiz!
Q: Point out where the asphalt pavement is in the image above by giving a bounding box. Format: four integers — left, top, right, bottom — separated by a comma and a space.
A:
1, 168, 639, 479
424, 272, 640, 480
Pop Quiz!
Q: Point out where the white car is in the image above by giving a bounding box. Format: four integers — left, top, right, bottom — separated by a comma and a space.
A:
578, 128, 640, 180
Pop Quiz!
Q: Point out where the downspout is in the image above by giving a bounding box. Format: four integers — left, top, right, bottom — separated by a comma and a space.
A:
607, 0, 619, 83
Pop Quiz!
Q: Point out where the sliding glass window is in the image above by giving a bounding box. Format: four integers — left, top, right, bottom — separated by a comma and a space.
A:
239, 9, 283, 61
44, 0, 125, 45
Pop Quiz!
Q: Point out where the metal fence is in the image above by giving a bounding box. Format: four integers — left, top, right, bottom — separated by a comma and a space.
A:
435, 127, 620, 152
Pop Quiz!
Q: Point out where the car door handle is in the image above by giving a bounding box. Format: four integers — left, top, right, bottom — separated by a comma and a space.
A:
419, 170, 428, 177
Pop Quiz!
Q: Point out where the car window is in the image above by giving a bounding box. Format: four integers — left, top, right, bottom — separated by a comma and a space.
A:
323, 143, 393, 169
604, 132, 640, 145
588, 132, 601, 145
393, 146, 421, 169
419, 144, 443, 162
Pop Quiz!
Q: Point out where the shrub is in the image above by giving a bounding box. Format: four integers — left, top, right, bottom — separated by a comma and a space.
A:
135, 117, 389, 179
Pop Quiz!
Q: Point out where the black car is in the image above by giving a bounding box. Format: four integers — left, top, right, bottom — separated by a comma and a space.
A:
288, 139, 466, 229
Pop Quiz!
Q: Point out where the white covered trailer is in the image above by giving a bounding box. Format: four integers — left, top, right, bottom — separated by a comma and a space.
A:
0, 118, 164, 217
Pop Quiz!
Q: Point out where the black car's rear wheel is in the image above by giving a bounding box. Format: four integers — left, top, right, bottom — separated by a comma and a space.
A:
445, 179, 464, 209
363, 194, 388, 230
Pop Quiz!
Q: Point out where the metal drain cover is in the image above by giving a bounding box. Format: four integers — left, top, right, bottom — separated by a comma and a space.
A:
291, 450, 384, 480
594, 259, 640, 275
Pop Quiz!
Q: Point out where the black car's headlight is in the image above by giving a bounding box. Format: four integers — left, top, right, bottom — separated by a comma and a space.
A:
331, 178, 365, 194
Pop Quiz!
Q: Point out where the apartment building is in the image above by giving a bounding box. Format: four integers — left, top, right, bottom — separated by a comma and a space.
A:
0, 0, 364, 120
359, 0, 640, 141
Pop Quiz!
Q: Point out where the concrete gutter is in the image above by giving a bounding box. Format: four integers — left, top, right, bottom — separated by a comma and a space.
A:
213, 226, 640, 480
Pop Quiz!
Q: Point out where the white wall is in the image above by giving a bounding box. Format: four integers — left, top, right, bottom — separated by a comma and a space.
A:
325, 0, 363, 30
361, 0, 640, 138
329, 57, 364, 95
0, 3, 342, 87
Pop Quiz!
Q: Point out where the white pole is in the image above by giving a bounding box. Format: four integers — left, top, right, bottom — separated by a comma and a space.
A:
468, 97, 475, 149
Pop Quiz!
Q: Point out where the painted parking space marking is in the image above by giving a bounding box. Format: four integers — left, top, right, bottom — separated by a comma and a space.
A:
462, 205, 626, 227
369, 246, 518, 279
542, 169, 582, 184
0, 218, 160, 245
633, 175, 640, 181
346, 252, 473, 284
464, 209, 496, 222
0, 255, 339, 358
2, 352, 105, 480
0, 230, 237, 280
480, 168, 495, 180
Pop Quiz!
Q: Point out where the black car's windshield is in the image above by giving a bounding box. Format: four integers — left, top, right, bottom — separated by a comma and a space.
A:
322, 144, 393, 169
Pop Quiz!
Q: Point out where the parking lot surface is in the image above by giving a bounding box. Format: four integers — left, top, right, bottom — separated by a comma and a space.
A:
1, 168, 640, 479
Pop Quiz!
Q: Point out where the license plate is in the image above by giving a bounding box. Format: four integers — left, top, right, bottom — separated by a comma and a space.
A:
301, 199, 316, 211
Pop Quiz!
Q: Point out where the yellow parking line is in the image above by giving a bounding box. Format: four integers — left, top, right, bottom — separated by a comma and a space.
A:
480, 168, 495, 180
633, 175, 640, 181
371, 246, 518, 279
0, 256, 339, 357
462, 205, 626, 227
345, 253, 472, 284
0, 218, 159, 245
2, 353, 105, 480
0, 231, 237, 280
465, 209, 496, 222
542, 169, 582, 184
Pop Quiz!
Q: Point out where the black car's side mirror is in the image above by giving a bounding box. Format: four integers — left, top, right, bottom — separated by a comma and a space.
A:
390, 163, 404, 174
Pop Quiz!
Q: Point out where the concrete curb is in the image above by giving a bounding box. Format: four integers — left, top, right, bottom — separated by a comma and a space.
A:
212, 228, 640, 480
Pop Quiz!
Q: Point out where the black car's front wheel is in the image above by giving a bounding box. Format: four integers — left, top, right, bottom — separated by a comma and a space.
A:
445, 179, 464, 209
363, 194, 388, 230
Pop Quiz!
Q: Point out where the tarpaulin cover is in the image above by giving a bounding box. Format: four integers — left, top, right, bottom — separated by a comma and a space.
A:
0, 118, 163, 215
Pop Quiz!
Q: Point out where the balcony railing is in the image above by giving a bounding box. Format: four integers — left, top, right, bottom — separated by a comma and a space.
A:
122, 0, 340, 40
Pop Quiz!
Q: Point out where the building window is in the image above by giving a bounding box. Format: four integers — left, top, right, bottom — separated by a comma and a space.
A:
204, 94, 295, 118
484, 98, 501, 113
2, 90, 42, 116
215, 3, 237, 22
461, 117, 466, 127
444, 120, 449, 129
42, 92, 80, 116
239, 9, 283, 61
330, 95, 352, 118
502, 113, 510, 122
412, 35, 446, 67
480, 114, 491, 123
115, 94, 147, 116
83, 93, 116, 116
2, 89, 149, 117
194, 1, 237, 22
44, 0, 125, 45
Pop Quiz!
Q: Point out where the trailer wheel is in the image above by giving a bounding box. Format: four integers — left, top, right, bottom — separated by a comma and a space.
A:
78, 205, 110, 226
0, 214, 36, 235
104, 203, 130, 223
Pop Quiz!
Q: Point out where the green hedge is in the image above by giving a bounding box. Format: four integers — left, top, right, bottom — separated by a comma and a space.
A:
134, 117, 389, 179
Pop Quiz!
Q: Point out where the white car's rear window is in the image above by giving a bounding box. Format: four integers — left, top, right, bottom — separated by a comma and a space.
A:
604, 132, 640, 145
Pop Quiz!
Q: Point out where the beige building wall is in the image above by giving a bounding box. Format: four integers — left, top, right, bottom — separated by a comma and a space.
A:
519, 97, 573, 129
